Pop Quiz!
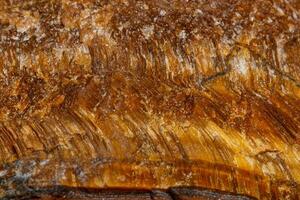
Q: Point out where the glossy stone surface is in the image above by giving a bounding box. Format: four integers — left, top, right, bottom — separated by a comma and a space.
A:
0, 0, 299, 199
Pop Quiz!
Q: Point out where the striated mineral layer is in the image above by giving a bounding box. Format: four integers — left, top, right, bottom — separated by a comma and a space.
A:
0, 0, 300, 199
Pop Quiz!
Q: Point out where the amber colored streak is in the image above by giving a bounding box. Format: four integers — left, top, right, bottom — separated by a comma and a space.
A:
0, 100, 299, 195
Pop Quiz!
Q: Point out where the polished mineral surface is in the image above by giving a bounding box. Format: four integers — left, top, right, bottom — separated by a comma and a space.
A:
0, 0, 300, 199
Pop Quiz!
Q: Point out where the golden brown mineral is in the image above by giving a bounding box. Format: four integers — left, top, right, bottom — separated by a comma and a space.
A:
0, 0, 300, 199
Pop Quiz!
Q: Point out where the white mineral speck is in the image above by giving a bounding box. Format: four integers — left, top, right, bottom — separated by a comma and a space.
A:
0, 170, 7, 177
233, 57, 248, 76
159, 10, 166, 16
40, 159, 50, 166
142, 25, 154, 40
292, 11, 298, 19
179, 30, 187, 40
195, 9, 203, 15
274, 4, 285, 16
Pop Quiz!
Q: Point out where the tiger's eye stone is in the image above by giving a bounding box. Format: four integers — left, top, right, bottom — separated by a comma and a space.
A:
0, 0, 299, 199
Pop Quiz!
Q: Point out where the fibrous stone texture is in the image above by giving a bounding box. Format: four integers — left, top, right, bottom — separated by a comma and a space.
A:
0, 0, 300, 199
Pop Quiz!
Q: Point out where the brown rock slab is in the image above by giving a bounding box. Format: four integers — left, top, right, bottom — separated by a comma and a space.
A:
0, 0, 299, 199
